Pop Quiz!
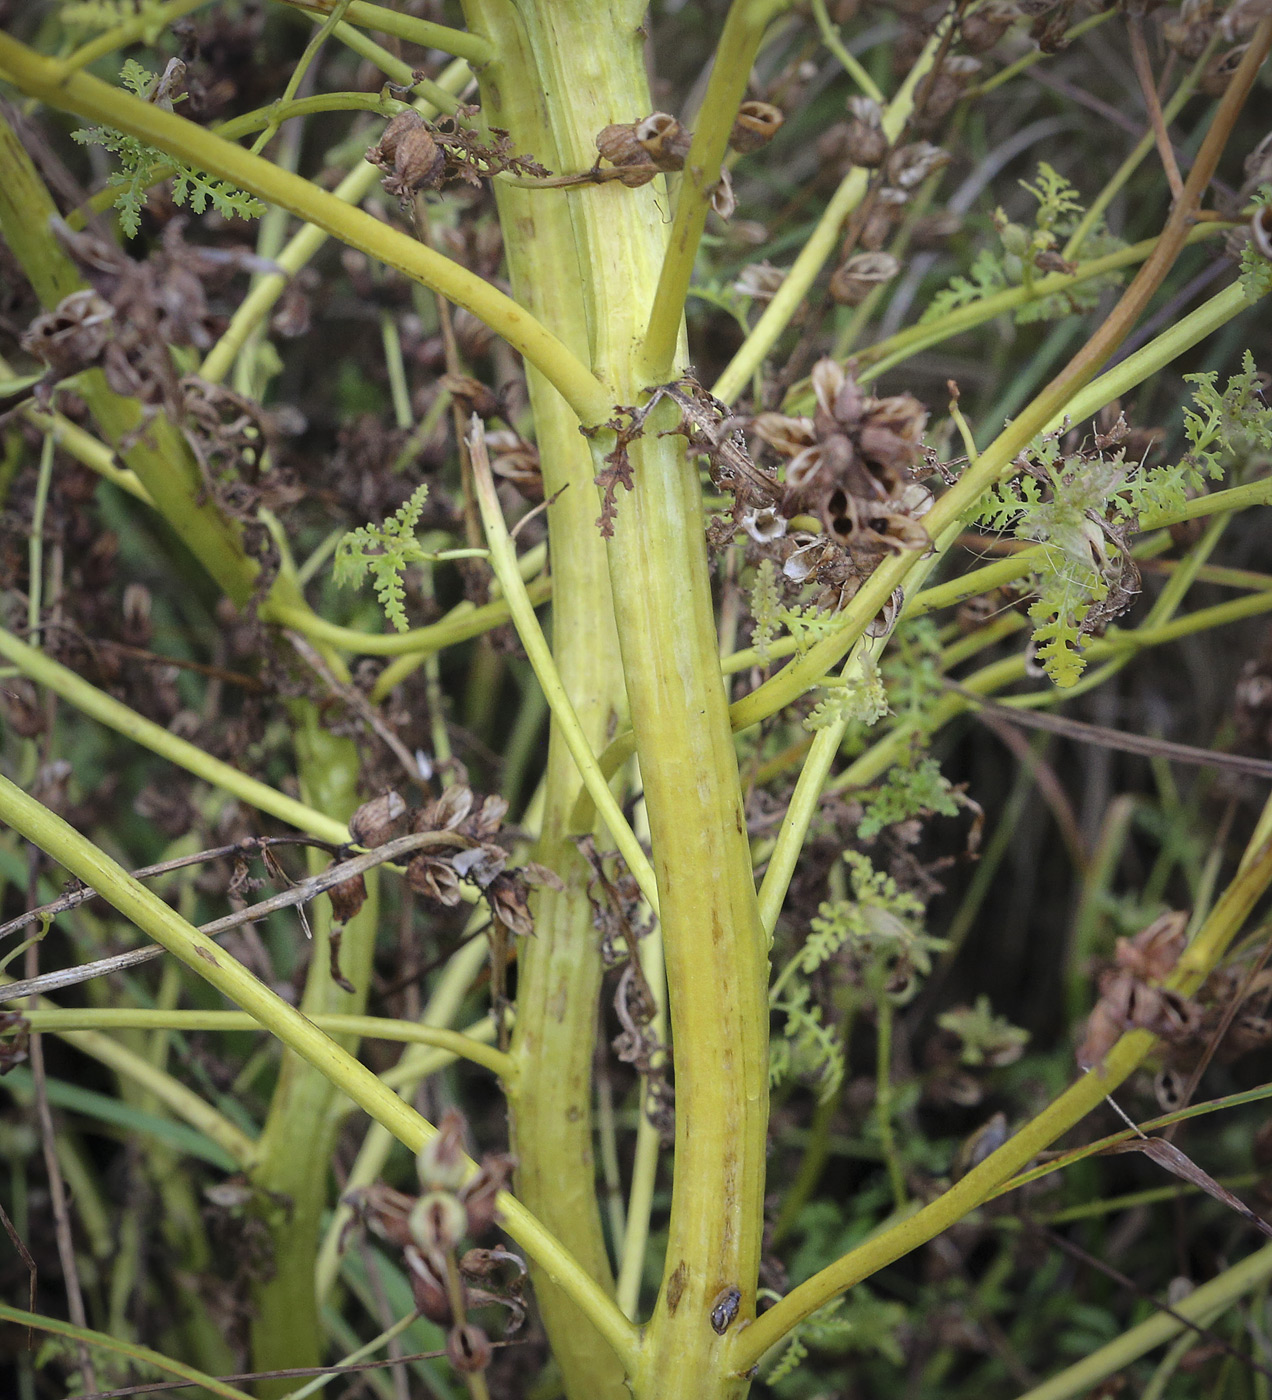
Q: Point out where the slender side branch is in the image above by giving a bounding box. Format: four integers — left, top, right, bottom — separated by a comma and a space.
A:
730, 839, 1272, 1370
0, 33, 612, 426
728, 275, 1265, 731
0, 772, 642, 1373
0, 626, 348, 843
21, 1009, 510, 1079
468, 419, 660, 913
639, 0, 791, 380
710, 15, 951, 405
266, 576, 550, 657
273, 0, 495, 65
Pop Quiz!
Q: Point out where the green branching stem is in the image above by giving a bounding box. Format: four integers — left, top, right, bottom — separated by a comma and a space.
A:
0, 32, 611, 427
273, 0, 495, 65
58, 0, 216, 76
0, 626, 348, 843
469, 419, 660, 914
854, 223, 1227, 392
0, 771, 643, 1374
728, 270, 1268, 733
730, 834, 1272, 1372
810, 0, 884, 104
20, 1008, 511, 1079
3, 992, 259, 1170
639, 0, 792, 381
0, 1303, 255, 1400
710, 16, 951, 405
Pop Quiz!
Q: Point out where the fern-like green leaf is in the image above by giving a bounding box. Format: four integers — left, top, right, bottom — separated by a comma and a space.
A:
333, 484, 433, 632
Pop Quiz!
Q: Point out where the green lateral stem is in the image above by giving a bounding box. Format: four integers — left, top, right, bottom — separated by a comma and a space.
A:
0, 1303, 255, 1400
710, 16, 951, 406
200, 56, 471, 383
730, 837, 1272, 1371
0, 626, 348, 843
0, 770, 641, 1373
7, 996, 258, 1170
267, 577, 549, 659
460, 11, 634, 1391
272, 0, 495, 65
470, 422, 658, 912
21, 1009, 510, 1079
248, 715, 379, 1393
639, 0, 791, 381
0, 33, 610, 426
728, 270, 1267, 733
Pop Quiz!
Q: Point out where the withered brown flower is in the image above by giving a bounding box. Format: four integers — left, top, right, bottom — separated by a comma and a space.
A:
756, 360, 929, 542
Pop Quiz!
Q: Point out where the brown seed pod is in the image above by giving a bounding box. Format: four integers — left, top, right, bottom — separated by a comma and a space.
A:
729, 100, 783, 153
367, 112, 446, 198
349, 790, 406, 847
1201, 43, 1250, 97
886, 141, 951, 190
859, 187, 909, 250
595, 120, 645, 166
635, 111, 693, 169
327, 873, 368, 925
960, 1, 1019, 53
447, 1322, 492, 1374
844, 95, 887, 168
829, 250, 900, 306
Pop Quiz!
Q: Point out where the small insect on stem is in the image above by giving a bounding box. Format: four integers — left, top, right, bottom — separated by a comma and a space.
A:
710, 1285, 742, 1335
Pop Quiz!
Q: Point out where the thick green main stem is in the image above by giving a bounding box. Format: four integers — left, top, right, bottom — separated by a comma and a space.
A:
466, 7, 770, 1399
460, 6, 631, 1395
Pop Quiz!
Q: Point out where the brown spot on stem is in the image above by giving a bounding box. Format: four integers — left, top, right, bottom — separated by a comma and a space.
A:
195, 947, 219, 966
711, 913, 723, 947
665, 1260, 688, 1315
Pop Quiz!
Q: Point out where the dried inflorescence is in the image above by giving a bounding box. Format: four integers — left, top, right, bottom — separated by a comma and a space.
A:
578, 836, 675, 1143
751, 358, 932, 613
346, 1109, 522, 1383
366, 108, 549, 205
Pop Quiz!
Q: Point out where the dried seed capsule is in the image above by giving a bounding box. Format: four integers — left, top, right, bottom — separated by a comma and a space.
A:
409, 1191, 469, 1254
596, 120, 644, 166
635, 111, 693, 169
348, 790, 406, 847
418, 1109, 469, 1191
447, 1322, 492, 1374
886, 141, 951, 190
327, 873, 368, 925
829, 250, 900, 305
961, 1, 1019, 53
844, 95, 887, 168
859, 187, 908, 250
729, 100, 783, 153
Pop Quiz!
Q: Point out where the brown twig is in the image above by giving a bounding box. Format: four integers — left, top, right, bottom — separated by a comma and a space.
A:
0, 830, 475, 1003
25, 849, 97, 1394
0, 835, 344, 943
1127, 14, 1185, 203
285, 628, 424, 788
946, 682, 1272, 781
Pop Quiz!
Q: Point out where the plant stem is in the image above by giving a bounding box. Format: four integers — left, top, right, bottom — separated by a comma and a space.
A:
729, 838, 1272, 1371
710, 17, 950, 406
0, 33, 610, 425
0, 770, 641, 1372
273, 0, 495, 65
457, 12, 635, 1391
639, 0, 791, 381
0, 626, 347, 842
